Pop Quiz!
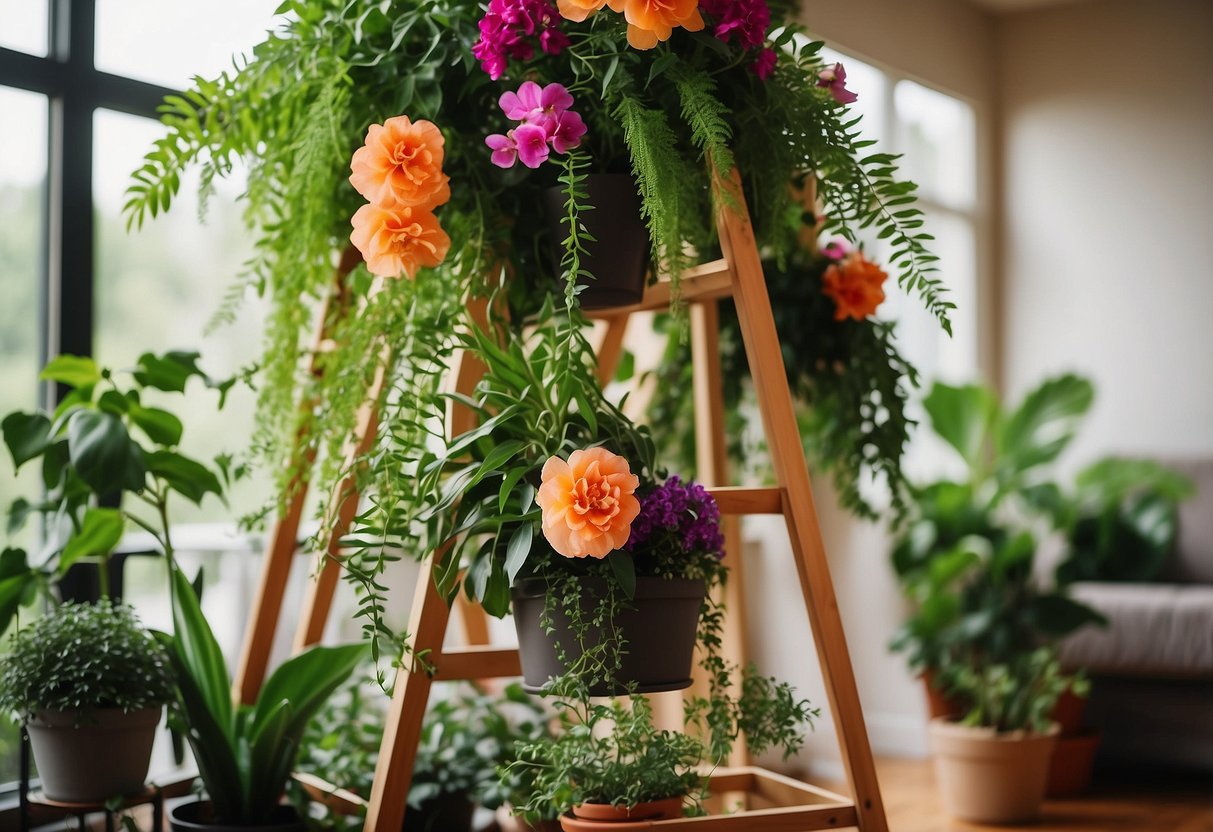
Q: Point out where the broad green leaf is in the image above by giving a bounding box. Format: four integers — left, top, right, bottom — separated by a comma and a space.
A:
6, 499, 33, 537
132, 350, 203, 392
1075, 457, 1195, 507
504, 523, 533, 585
59, 508, 126, 573
41, 441, 69, 489
168, 564, 233, 747
0, 567, 37, 639
129, 404, 184, 447
608, 550, 636, 599
1027, 593, 1106, 637
145, 450, 222, 505
498, 466, 528, 514
997, 374, 1093, 478
923, 382, 995, 471
252, 642, 366, 748
2, 412, 51, 469
39, 355, 100, 389
67, 410, 144, 493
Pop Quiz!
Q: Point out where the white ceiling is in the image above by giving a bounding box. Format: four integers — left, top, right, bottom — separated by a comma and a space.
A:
968, 0, 1100, 13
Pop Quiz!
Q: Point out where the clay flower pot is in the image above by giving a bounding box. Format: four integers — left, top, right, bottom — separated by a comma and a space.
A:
1046, 728, 1102, 797
559, 797, 684, 831
27, 707, 161, 803
512, 577, 705, 695
929, 717, 1059, 823
542, 174, 650, 309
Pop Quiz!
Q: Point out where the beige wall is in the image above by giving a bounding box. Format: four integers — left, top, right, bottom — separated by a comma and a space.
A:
999, 0, 1213, 464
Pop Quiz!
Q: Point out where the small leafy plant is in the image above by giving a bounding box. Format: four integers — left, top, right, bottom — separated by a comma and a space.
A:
0, 599, 171, 718
939, 647, 1077, 734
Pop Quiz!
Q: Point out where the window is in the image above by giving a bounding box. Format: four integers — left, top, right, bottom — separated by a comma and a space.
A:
0, 0, 281, 793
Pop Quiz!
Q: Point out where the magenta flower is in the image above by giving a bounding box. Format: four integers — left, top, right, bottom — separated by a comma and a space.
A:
514, 123, 551, 168
821, 239, 851, 260
700, 0, 770, 50
473, 0, 568, 80
817, 62, 858, 105
548, 109, 587, 153
499, 81, 574, 132
486, 131, 519, 168
751, 47, 777, 80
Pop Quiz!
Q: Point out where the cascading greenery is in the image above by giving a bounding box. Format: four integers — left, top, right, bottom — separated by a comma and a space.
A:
122, 0, 948, 669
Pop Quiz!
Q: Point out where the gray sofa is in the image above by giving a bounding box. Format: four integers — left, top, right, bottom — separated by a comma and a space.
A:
1058, 458, 1213, 769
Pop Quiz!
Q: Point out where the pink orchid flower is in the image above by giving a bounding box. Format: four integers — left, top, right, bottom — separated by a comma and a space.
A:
486, 131, 520, 168
548, 109, 587, 153
513, 122, 551, 168
499, 81, 574, 131
817, 62, 858, 104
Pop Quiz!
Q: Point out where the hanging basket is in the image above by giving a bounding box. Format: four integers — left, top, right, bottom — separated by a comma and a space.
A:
543, 174, 650, 310
511, 576, 705, 695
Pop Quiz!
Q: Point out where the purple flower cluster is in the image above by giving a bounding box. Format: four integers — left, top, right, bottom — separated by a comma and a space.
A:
472, 0, 570, 80
698, 0, 776, 80
627, 476, 725, 560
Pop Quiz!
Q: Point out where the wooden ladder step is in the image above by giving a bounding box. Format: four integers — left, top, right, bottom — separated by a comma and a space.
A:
432, 644, 523, 680
707, 486, 784, 515
587, 258, 734, 318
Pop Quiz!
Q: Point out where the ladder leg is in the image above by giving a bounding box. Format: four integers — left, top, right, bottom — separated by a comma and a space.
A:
717, 171, 888, 832
594, 313, 630, 386
365, 558, 453, 832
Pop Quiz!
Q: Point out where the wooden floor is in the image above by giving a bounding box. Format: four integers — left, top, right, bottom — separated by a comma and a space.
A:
821, 756, 1213, 832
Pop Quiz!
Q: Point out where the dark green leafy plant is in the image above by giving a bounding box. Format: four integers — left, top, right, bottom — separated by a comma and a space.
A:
0, 352, 233, 633
0, 600, 171, 717
293, 677, 552, 831
155, 563, 365, 826
940, 647, 1077, 734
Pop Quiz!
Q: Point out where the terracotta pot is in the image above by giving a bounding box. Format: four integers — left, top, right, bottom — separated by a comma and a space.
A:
542, 174, 649, 310
512, 577, 705, 695
929, 717, 1059, 824
169, 801, 305, 832
495, 808, 564, 832
559, 797, 683, 831
27, 707, 161, 803
1051, 685, 1089, 737
1046, 728, 1102, 797
919, 671, 963, 720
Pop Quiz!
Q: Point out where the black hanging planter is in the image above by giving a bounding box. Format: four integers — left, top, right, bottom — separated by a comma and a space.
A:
542, 174, 650, 310
511, 576, 705, 696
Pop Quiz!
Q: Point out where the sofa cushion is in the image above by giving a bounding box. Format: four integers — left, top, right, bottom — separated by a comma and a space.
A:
1059, 582, 1213, 676
1161, 459, 1213, 584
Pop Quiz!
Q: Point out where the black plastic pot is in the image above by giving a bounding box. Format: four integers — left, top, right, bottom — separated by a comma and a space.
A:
542, 174, 649, 309
169, 801, 305, 832
406, 791, 476, 832
27, 707, 160, 802
512, 576, 705, 695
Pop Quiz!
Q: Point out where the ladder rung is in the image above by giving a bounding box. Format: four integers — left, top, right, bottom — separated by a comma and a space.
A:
293, 772, 368, 815
433, 645, 522, 679
587, 258, 733, 318
708, 486, 783, 515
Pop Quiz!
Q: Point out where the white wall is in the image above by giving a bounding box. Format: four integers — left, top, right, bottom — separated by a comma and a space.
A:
1000, 0, 1213, 464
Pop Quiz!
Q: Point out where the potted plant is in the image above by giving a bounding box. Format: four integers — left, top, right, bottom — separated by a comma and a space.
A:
159, 564, 365, 832
929, 647, 1070, 823
508, 675, 815, 830
293, 676, 552, 832
0, 600, 171, 802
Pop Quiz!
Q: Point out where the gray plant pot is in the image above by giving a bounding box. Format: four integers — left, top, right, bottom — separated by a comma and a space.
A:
169, 801, 306, 832
512, 576, 705, 695
27, 706, 161, 802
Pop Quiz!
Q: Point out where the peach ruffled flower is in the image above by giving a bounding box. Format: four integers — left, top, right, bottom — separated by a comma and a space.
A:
350, 116, 451, 209
557, 0, 610, 22
822, 252, 888, 321
617, 0, 704, 49
537, 448, 641, 559
350, 203, 451, 279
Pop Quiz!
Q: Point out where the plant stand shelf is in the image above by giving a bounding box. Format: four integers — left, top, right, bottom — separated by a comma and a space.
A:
234, 169, 890, 832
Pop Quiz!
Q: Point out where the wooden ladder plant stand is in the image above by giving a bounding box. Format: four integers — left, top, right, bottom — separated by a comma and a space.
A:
232, 170, 889, 832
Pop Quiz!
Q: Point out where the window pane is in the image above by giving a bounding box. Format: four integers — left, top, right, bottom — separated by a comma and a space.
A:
894, 79, 977, 210
93, 109, 266, 524
95, 0, 283, 88
0, 85, 46, 786
0, 0, 49, 56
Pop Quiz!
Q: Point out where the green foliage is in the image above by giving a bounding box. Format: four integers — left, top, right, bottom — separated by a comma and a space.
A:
156, 563, 365, 826
0, 352, 229, 634
648, 248, 919, 520
0, 600, 171, 716
292, 676, 551, 829
941, 648, 1076, 734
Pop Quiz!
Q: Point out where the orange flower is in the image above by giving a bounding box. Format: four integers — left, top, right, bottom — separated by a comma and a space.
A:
537, 448, 641, 559
350, 203, 451, 279
557, 0, 610, 21
616, 0, 704, 49
822, 252, 888, 321
350, 116, 450, 209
